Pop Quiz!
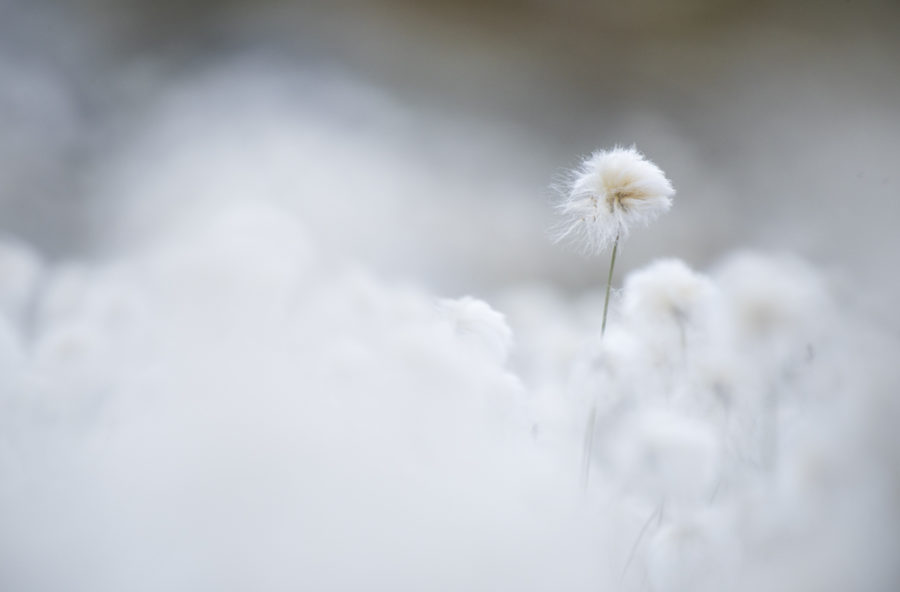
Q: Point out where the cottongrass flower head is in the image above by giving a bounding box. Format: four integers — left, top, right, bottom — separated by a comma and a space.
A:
622, 259, 716, 326
714, 252, 828, 348
622, 259, 720, 357
554, 146, 675, 255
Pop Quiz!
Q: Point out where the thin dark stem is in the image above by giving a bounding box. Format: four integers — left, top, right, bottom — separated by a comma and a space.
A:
601, 234, 620, 337
621, 499, 664, 583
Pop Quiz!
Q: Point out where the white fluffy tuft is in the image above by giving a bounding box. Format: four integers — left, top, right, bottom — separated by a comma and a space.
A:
553, 146, 675, 254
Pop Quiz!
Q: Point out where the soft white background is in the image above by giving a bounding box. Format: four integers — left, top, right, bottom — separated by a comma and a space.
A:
1, 1, 899, 590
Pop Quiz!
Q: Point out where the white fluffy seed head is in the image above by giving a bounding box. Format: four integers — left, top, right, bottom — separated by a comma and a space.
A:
714, 252, 830, 348
554, 146, 675, 254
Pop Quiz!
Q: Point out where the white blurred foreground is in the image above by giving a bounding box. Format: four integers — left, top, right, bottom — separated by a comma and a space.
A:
1, 199, 898, 592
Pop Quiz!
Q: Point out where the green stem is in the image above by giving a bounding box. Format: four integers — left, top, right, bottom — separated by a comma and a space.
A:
601, 234, 620, 337
583, 234, 620, 490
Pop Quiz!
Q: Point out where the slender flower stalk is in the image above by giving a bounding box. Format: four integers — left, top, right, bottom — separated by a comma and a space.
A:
583, 235, 618, 487
601, 233, 620, 337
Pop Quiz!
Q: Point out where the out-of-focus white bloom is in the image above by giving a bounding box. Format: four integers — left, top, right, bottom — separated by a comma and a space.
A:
609, 406, 720, 505
621, 259, 722, 374
496, 286, 582, 385
0, 315, 24, 372
622, 259, 717, 329
554, 146, 674, 254
572, 324, 645, 409
32, 320, 107, 375
648, 515, 737, 592
137, 201, 316, 336
715, 252, 828, 344
438, 296, 514, 365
